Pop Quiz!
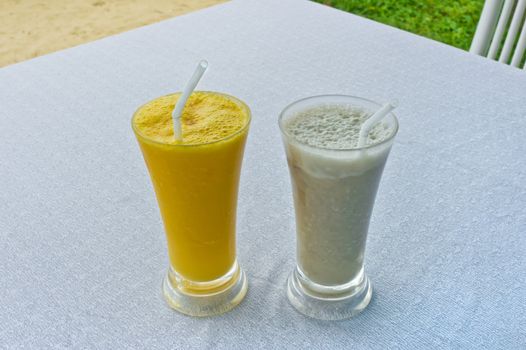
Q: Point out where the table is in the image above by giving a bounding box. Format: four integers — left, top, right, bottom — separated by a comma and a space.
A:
1, 0, 525, 348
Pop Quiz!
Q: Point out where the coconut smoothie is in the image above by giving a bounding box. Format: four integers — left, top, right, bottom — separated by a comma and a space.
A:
281, 101, 397, 288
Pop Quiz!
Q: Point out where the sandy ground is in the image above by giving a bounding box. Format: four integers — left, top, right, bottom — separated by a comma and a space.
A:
0, 0, 226, 67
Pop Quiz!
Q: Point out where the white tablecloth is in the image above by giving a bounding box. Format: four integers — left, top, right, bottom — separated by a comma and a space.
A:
1, 0, 525, 348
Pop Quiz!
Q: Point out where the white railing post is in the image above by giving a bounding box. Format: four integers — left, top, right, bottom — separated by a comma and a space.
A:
500, 0, 526, 63
488, 0, 516, 59
470, 0, 503, 56
510, 18, 526, 67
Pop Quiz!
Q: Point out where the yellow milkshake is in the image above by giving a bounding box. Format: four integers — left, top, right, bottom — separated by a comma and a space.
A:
132, 91, 250, 286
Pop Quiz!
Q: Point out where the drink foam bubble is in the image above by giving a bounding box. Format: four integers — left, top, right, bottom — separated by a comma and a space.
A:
285, 104, 393, 149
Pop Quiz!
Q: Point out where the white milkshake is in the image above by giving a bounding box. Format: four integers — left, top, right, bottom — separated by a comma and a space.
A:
279, 95, 398, 320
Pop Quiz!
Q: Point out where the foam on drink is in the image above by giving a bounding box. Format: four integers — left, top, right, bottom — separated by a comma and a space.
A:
286, 105, 393, 150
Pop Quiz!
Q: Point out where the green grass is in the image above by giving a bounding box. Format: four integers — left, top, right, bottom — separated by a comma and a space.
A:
315, 0, 485, 50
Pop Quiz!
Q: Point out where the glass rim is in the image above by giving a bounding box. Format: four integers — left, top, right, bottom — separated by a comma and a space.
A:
131, 91, 251, 148
278, 94, 399, 152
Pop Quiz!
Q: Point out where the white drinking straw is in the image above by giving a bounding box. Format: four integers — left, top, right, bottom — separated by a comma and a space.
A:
172, 60, 208, 141
357, 101, 398, 148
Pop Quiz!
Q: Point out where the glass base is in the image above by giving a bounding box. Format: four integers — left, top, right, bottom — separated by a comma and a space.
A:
286, 267, 372, 320
162, 261, 248, 317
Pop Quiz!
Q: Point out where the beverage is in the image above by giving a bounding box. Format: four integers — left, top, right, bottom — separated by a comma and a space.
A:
279, 95, 398, 320
132, 91, 250, 316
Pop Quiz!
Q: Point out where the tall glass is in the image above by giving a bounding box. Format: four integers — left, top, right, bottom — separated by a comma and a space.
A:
132, 92, 250, 316
279, 95, 398, 320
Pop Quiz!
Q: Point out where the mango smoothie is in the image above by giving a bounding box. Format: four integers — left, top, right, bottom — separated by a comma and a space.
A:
132, 91, 250, 286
